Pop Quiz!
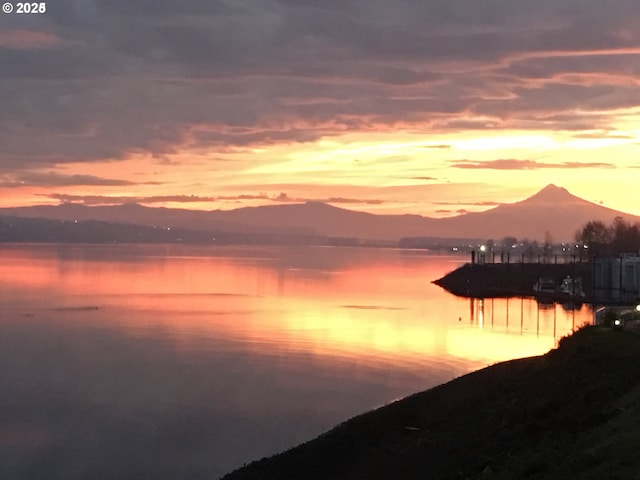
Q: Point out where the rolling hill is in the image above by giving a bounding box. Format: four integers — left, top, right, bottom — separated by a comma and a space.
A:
1, 185, 637, 242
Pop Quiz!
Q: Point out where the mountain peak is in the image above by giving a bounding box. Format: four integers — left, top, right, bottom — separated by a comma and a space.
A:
540, 183, 563, 192
301, 201, 350, 212
520, 184, 581, 204
119, 202, 145, 209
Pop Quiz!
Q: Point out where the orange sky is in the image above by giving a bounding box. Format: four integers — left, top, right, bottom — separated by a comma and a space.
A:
1, 2, 639, 217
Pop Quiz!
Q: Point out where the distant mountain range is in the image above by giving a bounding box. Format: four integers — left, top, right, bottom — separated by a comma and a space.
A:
1, 184, 638, 243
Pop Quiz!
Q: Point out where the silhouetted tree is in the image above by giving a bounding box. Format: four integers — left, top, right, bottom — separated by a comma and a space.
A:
575, 217, 640, 256
610, 217, 640, 254
575, 220, 612, 256
543, 231, 553, 262
521, 239, 539, 262
501, 236, 517, 248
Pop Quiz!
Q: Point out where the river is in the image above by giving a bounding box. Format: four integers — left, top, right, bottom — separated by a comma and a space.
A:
0, 244, 592, 479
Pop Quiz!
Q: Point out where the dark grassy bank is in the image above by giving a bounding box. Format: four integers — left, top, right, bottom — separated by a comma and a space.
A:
222, 325, 640, 480
433, 262, 592, 299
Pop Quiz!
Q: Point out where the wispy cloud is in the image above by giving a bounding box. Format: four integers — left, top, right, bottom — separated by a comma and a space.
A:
0, 29, 65, 50
433, 200, 504, 207
572, 131, 635, 139
419, 144, 452, 150
405, 176, 439, 181
451, 159, 616, 170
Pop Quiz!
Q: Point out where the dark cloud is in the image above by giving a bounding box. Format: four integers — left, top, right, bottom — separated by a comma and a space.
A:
0, 172, 140, 188
433, 200, 504, 206
473, 83, 640, 119
436, 208, 469, 215
1, 0, 640, 170
47, 194, 219, 205
505, 53, 640, 82
325, 197, 383, 205
451, 159, 616, 170
45, 192, 385, 207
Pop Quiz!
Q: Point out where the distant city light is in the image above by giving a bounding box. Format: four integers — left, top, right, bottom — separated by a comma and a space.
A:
480, 245, 486, 252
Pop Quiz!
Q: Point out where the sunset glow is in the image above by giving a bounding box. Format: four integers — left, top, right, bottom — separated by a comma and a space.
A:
0, 245, 587, 366
1, 1, 639, 217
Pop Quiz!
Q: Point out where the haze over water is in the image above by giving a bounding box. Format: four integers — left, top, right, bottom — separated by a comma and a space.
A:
0, 244, 592, 479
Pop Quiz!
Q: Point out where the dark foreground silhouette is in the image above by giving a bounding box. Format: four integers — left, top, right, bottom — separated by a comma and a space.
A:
223, 325, 640, 479
433, 262, 593, 300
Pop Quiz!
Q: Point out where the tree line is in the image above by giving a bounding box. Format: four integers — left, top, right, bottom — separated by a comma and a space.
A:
575, 217, 640, 256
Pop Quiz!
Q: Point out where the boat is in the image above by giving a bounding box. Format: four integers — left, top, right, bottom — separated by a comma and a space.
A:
559, 275, 585, 297
533, 277, 556, 294
532, 275, 585, 302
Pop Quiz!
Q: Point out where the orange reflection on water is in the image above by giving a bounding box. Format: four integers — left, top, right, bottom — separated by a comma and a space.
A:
276, 297, 586, 367
0, 245, 592, 368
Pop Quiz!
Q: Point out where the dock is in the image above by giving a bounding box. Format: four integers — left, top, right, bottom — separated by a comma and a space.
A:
433, 261, 592, 301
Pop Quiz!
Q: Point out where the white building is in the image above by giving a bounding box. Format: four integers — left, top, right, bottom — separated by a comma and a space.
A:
594, 255, 640, 300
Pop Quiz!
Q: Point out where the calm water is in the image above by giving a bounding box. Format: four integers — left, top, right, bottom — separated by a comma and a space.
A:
0, 244, 592, 479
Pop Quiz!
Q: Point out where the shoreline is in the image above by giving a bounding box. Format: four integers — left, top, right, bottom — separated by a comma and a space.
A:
221, 325, 640, 479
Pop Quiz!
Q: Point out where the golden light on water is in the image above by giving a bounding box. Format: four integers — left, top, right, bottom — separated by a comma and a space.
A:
0, 245, 591, 367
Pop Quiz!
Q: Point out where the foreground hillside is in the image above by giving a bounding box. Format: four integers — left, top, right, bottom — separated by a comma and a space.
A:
223, 325, 640, 479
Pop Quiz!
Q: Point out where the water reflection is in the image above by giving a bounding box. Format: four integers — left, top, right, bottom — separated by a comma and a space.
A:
0, 245, 593, 479
467, 296, 586, 338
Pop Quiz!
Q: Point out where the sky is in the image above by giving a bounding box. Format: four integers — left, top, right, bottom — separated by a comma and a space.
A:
1, 0, 639, 217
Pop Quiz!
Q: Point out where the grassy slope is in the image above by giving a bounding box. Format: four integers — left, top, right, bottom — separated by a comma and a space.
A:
222, 326, 640, 480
